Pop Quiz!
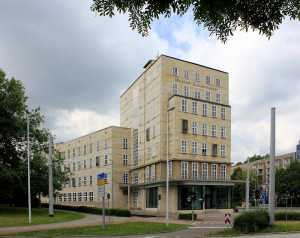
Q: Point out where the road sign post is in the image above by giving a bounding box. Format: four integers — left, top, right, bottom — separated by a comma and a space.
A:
98, 173, 105, 230
225, 213, 231, 227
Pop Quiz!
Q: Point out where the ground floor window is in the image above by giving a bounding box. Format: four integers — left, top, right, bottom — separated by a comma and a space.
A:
178, 185, 232, 210
146, 187, 158, 208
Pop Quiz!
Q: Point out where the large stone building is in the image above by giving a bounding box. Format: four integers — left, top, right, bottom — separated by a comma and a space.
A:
53, 55, 234, 213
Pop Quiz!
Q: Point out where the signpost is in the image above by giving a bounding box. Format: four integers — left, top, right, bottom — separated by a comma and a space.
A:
262, 193, 267, 210
225, 213, 231, 227
98, 173, 105, 230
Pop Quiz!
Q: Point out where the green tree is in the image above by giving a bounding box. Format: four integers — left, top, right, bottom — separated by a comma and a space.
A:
0, 69, 70, 206
90, 0, 300, 42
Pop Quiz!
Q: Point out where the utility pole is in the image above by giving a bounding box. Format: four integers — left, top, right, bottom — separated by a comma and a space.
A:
26, 109, 32, 223
49, 134, 54, 217
246, 157, 250, 211
268, 107, 276, 225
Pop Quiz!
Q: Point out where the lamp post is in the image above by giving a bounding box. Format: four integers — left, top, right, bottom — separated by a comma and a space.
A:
202, 150, 206, 214
166, 106, 175, 228
26, 109, 31, 223
246, 157, 250, 211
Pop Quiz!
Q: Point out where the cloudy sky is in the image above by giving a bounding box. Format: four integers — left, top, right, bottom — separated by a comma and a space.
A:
1, 0, 299, 164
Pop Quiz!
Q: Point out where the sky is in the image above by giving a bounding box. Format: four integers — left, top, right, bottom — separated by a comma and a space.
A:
0, 0, 299, 164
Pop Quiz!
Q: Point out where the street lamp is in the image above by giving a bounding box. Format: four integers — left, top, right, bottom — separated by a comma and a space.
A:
166, 106, 175, 228
202, 150, 206, 214
26, 109, 31, 223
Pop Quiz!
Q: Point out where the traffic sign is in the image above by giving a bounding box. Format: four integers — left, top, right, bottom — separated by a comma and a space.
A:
98, 190, 105, 198
275, 195, 278, 200
261, 193, 267, 199
261, 184, 268, 193
225, 213, 231, 226
98, 179, 105, 186
98, 173, 105, 180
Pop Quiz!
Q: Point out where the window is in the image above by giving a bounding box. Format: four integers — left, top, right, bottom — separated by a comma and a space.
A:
63, 193, 67, 202
184, 70, 189, 79
192, 101, 198, 114
97, 140, 100, 151
83, 160, 86, 169
78, 192, 82, 202
202, 143, 207, 155
168, 162, 172, 179
152, 105, 156, 118
192, 141, 198, 154
147, 147, 150, 159
152, 125, 156, 138
221, 145, 226, 157
146, 166, 150, 182
96, 156, 100, 167
89, 192, 93, 201
192, 121, 198, 134
202, 123, 207, 136
73, 148, 75, 157
195, 73, 200, 82
84, 192, 88, 202
146, 128, 150, 141
184, 86, 189, 97
83, 176, 86, 186
123, 155, 128, 165
221, 107, 226, 119
68, 193, 71, 202
182, 99, 187, 112
89, 143, 92, 153
206, 76, 211, 84
181, 162, 188, 179
182, 119, 188, 133
181, 140, 187, 153
123, 138, 128, 149
202, 163, 208, 179
133, 171, 138, 184
104, 138, 108, 149
104, 155, 108, 165
59, 194, 62, 202
212, 144, 218, 156
212, 124, 217, 137
195, 91, 201, 99
89, 158, 93, 168
152, 144, 156, 157
212, 164, 217, 180
206, 91, 210, 101
73, 163, 75, 171
83, 145, 86, 154
78, 161, 81, 170
212, 105, 217, 117
221, 165, 226, 180
216, 93, 221, 103
104, 173, 108, 183
90, 175, 93, 185
68, 150, 70, 159
78, 177, 81, 187
221, 126, 226, 138
123, 173, 128, 183
151, 164, 155, 181
72, 178, 76, 187
172, 83, 178, 95
78, 146, 80, 156
172, 67, 178, 76
192, 163, 198, 179
202, 103, 207, 116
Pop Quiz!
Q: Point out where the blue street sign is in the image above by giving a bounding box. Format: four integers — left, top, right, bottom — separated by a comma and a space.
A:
262, 193, 267, 199
98, 173, 105, 180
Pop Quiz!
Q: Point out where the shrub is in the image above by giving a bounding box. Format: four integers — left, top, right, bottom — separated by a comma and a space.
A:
178, 213, 197, 220
275, 212, 300, 221
233, 210, 269, 233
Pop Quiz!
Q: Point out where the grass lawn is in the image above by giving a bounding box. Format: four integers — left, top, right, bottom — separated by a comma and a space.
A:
5, 222, 188, 236
209, 221, 300, 236
0, 206, 84, 227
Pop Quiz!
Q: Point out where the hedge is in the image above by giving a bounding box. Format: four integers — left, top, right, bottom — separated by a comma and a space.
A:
233, 210, 269, 233
178, 213, 197, 220
41, 204, 130, 217
275, 212, 300, 221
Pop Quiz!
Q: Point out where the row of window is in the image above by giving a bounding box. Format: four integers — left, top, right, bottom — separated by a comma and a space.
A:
172, 67, 221, 86
181, 99, 226, 119
64, 138, 128, 159
173, 83, 222, 103
59, 192, 94, 202
182, 120, 227, 138
181, 141, 226, 157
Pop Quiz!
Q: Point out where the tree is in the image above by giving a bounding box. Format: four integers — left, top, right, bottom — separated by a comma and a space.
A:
90, 0, 300, 42
0, 69, 70, 206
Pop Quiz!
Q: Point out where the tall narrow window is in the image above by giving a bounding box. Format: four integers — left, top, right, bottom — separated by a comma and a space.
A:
73, 163, 75, 171
172, 83, 178, 95
90, 158, 92, 168
206, 76, 211, 84
89, 143, 92, 153
221, 107, 226, 119
73, 148, 75, 157
123, 138, 128, 149
146, 128, 150, 141
192, 101, 198, 114
78, 192, 82, 202
221, 165, 226, 180
212, 105, 217, 117
78, 146, 81, 156
97, 140, 100, 151
182, 119, 188, 133
89, 192, 94, 201
184, 70, 189, 79
83, 176, 86, 186
212, 124, 217, 137
181, 140, 187, 153
90, 175, 93, 185
151, 164, 155, 181
221, 126, 226, 138
83, 160, 86, 169
184, 86, 189, 97
96, 156, 100, 167
202, 143, 207, 155
123, 155, 128, 165
169, 162, 172, 179
192, 121, 198, 134
172, 67, 178, 76
182, 99, 187, 112
147, 147, 150, 159
192, 141, 198, 154
195, 91, 201, 99
152, 125, 156, 138
83, 145, 86, 154
84, 192, 87, 202
73, 192, 77, 202
202, 123, 207, 136
212, 164, 217, 180
206, 91, 210, 101
181, 162, 188, 179
78, 161, 81, 170
202, 103, 207, 116
212, 144, 218, 156
195, 73, 200, 82
152, 144, 156, 157
146, 166, 150, 182
68, 150, 70, 159
221, 145, 226, 157
104, 138, 108, 149
123, 173, 128, 183
78, 177, 81, 187
192, 163, 198, 179
104, 155, 108, 165
216, 93, 221, 103
202, 163, 208, 179
216, 78, 221, 87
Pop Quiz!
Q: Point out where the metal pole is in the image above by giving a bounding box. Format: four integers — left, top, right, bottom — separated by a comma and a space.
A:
102, 196, 105, 230
203, 153, 206, 214
286, 198, 288, 221
26, 111, 32, 223
157, 190, 159, 218
49, 134, 54, 217
246, 157, 250, 211
268, 107, 275, 225
111, 160, 113, 208
192, 187, 194, 223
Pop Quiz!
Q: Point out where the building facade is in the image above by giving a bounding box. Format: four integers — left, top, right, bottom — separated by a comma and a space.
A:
54, 55, 234, 213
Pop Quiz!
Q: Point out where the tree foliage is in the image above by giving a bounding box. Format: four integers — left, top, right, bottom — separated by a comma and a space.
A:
0, 69, 70, 206
91, 0, 300, 42
244, 154, 270, 164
